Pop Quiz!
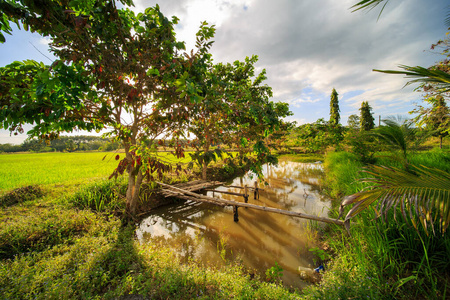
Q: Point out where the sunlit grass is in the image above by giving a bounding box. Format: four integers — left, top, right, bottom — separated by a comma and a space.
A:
0, 151, 196, 192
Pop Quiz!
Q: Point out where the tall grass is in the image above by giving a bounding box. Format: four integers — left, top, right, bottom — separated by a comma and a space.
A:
67, 178, 128, 213
306, 150, 450, 299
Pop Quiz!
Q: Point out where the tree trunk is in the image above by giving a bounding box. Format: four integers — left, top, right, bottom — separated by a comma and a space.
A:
440, 135, 443, 149
201, 142, 210, 180
126, 168, 143, 215
123, 130, 143, 216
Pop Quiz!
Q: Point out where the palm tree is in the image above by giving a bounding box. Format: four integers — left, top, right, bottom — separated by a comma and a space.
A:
370, 117, 417, 168
339, 164, 450, 236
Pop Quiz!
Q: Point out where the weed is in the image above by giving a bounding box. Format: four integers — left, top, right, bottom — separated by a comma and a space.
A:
265, 262, 283, 283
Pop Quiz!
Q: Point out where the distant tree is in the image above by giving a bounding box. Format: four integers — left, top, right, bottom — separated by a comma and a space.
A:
412, 95, 450, 149
329, 88, 340, 126
296, 119, 331, 152
360, 101, 375, 131
22, 139, 46, 152
0, 143, 23, 153
347, 114, 360, 130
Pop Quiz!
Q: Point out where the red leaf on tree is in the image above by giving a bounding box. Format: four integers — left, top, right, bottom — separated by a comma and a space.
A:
115, 155, 120, 160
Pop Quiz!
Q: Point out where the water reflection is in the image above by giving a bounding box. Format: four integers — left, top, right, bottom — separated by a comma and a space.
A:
136, 160, 331, 289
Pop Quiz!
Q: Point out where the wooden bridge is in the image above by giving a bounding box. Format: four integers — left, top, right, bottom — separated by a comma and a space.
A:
157, 180, 345, 227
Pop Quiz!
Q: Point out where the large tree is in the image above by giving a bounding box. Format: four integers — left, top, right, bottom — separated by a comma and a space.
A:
359, 101, 375, 131
0, 1, 209, 215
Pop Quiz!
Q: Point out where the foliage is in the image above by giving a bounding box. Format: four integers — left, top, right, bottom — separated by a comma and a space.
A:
411, 95, 450, 149
296, 119, 343, 152
0, 135, 119, 153
339, 164, 450, 235
344, 129, 377, 164
371, 117, 419, 168
360, 101, 375, 131
68, 178, 127, 213
347, 114, 360, 130
329, 88, 340, 126
0, 1, 289, 216
184, 53, 290, 179
376, 64, 450, 93
0, 185, 43, 207
316, 150, 450, 299
0, 1, 201, 215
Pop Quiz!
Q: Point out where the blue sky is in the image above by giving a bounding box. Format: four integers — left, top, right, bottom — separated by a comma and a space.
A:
1, 0, 449, 144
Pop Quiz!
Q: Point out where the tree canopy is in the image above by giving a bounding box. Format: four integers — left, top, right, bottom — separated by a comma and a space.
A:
0, 0, 291, 216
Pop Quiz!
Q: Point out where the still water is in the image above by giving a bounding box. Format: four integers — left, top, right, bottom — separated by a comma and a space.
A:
136, 159, 331, 289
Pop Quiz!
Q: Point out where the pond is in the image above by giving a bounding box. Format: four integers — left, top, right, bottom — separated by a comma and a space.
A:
136, 159, 331, 290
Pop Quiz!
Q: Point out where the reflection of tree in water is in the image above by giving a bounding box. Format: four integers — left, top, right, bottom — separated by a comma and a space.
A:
137, 161, 330, 290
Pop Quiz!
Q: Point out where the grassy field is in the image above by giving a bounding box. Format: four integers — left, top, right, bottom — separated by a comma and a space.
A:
0, 151, 199, 192
0, 152, 124, 191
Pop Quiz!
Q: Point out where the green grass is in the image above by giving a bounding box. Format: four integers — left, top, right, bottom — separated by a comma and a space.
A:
0, 152, 124, 191
0, 151, 198, 193
0, 151, 301, 299
0, 203, 301, 299
305, 149, 450, 300
278, 153, 324, 163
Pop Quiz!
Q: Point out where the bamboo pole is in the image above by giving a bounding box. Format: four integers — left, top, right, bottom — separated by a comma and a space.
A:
226, 185, 265, 191
156, 181, 345, 227
254, 181, 259, 200
244, 185, 249, 203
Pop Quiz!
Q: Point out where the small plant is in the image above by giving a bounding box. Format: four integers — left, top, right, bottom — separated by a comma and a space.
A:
265, 262, 283, 283
309, 247, 332, 265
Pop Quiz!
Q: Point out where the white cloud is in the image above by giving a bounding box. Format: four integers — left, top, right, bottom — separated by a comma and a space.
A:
1, 0, 448, 144
39, 36, 51, 45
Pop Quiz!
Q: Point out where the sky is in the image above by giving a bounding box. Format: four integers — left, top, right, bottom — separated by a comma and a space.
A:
0, 0, 449, 144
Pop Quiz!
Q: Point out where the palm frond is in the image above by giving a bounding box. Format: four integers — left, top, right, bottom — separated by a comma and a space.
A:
339, 165, 450, 235
351, 0, 389, 20
374, 65, 450, 92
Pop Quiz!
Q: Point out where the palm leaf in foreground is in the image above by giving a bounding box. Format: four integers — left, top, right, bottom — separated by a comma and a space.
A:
339, 165, 450, 235
374, 65, 450, 92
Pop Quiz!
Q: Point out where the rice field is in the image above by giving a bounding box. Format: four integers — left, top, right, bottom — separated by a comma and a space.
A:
0, 152, 125, 191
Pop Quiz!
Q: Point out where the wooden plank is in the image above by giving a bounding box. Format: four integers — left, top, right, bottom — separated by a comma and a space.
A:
156, 181, 345, 227
204, 189, 245, 197
161, 180, 223, 198
226, 185, 265, 191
